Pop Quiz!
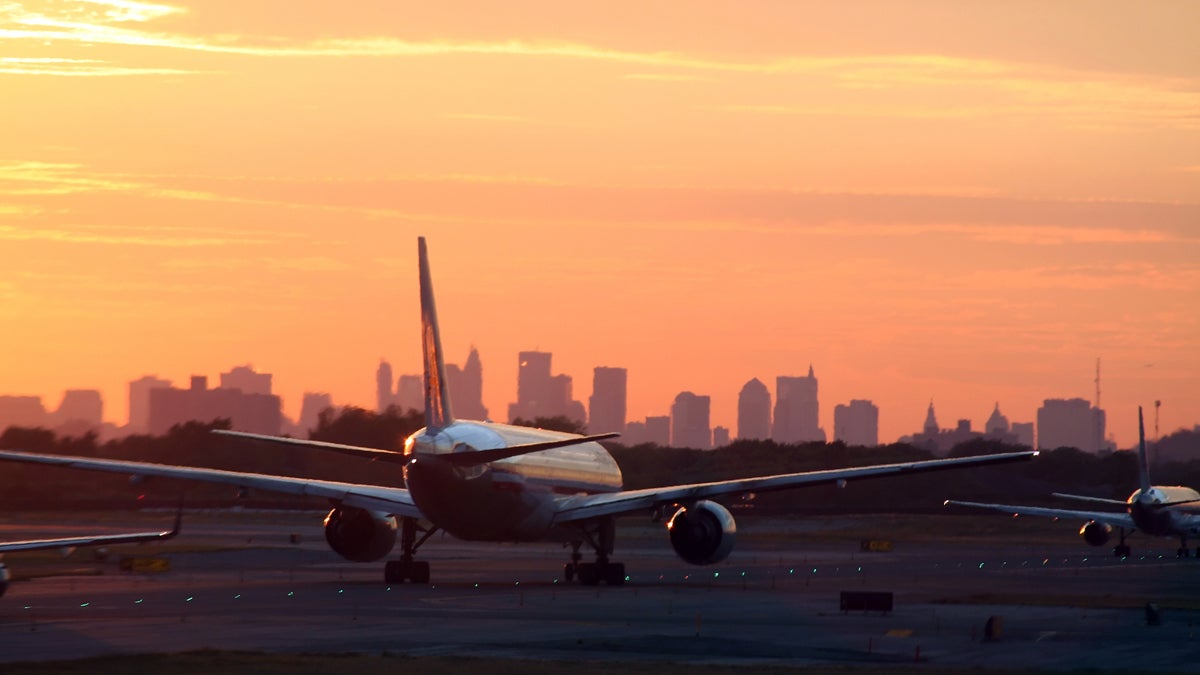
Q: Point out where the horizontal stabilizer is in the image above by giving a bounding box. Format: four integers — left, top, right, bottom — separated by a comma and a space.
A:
1051, 492, 1129, 507
215, 429, 619, 468
214, 430, 406, 463
443, 433, 620, 467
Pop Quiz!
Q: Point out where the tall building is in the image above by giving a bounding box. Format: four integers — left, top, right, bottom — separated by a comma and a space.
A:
588, 367, 627, 435
446, 347, 488, 420
129, 375, 172, 432
376, 360, 395, 412
53, 390, 103, 428
833, 399, 879, 447
508, 351, 585, 425
712, 426, 730, 448
149, 374, 282, 436
299, 392, 334, 432
1038, 398, 1108, 452
220, 365, 272, 395
0, 395, 46, 431
737, 378, 771, 440
671, 391, 712, 449
645, 415, 671, 446
772, 366, 826, 443
396, 374, 423, 414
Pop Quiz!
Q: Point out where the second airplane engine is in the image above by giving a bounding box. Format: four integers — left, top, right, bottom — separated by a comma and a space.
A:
1079, 520, 1112, 547
323, 507, 398, 562
667, 500, 737, 565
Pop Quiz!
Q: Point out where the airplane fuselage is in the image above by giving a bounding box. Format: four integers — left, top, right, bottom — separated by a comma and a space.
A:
403, 421, 622, 542
1128, 486, 1200, 537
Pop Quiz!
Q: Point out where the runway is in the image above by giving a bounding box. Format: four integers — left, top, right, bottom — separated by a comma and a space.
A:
0, 511, 1196, 671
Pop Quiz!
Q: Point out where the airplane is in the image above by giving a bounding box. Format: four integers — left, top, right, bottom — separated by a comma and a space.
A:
946, 407, 1200, 558
0, 511, 181, 597
0, 237, 1036, 585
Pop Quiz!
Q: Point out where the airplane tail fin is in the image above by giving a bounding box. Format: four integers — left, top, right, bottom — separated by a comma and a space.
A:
1137, 406, 1151, 494
419, 237, 454, 431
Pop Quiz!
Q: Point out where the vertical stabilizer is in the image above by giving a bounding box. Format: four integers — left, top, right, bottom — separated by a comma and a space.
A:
418, 237, 454, 430
1137, 406, 1151, 493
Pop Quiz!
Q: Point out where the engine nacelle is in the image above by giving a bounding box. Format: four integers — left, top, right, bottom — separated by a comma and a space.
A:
667, 500, 737, 565
1079, 520, 1112, 547
323, 507, 398, 562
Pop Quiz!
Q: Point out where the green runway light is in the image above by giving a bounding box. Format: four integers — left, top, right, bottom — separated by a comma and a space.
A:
338, 589, 344, 594
186, 596, 194, 602
978, 563, 985, 569
287, 591, 294, 597
134, 599, 143, 604
234, 594, 241, 599
80, 602, 89, 608
713, 572, 719, 579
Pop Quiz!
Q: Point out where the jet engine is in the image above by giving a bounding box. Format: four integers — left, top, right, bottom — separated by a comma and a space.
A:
1079, 520, 1112, 547
323, 507, 399, 562
667, 500, 737, 565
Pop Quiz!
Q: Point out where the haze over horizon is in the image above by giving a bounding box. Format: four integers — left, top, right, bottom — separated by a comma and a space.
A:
2, 1, 1197, 447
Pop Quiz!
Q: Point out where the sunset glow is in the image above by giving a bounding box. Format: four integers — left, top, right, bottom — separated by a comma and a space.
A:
2, 1, 1197, 446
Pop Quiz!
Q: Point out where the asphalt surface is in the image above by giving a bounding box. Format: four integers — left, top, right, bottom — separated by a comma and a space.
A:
0, 511, 1197, 671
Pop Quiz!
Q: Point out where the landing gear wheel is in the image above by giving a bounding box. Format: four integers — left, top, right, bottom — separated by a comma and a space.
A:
564, 563, 576, 582
410, 561, 431, 584
604, 562, 626, 586
385, 559, 409, 583
577, 562, 600, 586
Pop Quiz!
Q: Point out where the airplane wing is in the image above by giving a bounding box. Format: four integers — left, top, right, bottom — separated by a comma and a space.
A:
552, 450, 1036, 524
0, 451, 421, 519
944, 499, 1137, 529
0, 511, 181, 553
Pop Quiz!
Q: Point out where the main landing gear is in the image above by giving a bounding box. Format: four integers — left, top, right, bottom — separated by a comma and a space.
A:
1176, 536, 1193, 559
563, 517, 626, 586
1112, 527, 1132, 558
384, 517, 438, 584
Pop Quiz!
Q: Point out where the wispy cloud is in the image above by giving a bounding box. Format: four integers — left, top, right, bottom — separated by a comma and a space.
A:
443, 113, 528, 123
0, 224, 269, 247
2, 3, 1196, 133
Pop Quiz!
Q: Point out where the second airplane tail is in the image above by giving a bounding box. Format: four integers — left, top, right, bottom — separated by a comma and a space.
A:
419, 237, 454, 431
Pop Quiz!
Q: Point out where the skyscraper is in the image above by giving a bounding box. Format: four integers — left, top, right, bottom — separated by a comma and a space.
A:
220, 365, 272, 395
737, 378, 771, 440
671, 391, 712, 449
772, 366, 826, 444
299, 392, 334, 432
396, 374, 423, 414
53, 390, 103, 428
508, 351, 585, 425
446, 347, 488, 420
588, 367, 627, 435
833, 399, 879, 447
376, 360, 395, 412
1038, 398, 1107, 452
129, 375, 172, 432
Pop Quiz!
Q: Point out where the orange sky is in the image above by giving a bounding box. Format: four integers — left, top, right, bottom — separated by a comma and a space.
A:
2, 1, 1197, 447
